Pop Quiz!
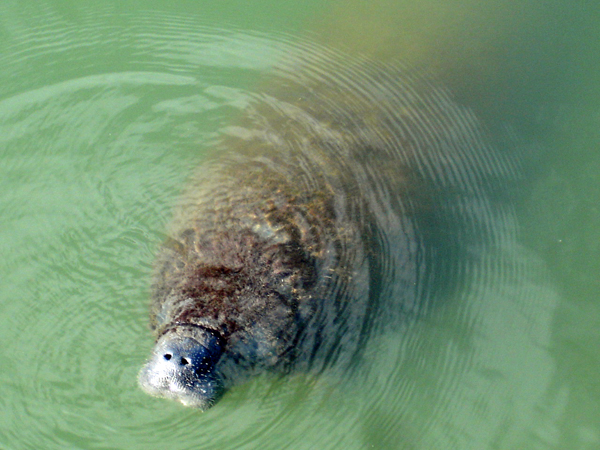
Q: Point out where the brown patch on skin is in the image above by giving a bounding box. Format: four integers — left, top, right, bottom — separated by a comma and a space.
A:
152, 186, 329, 341
178, 265, 244, 331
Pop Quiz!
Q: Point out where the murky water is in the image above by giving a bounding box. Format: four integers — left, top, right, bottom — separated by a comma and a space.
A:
0, 2, 598, 450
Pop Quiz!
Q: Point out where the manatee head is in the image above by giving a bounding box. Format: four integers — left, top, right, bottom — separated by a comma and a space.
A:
138, 325, 225, 410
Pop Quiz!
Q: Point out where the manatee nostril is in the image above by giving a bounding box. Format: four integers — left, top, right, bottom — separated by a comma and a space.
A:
181, 357, 190, 365
164, 353, 172, 361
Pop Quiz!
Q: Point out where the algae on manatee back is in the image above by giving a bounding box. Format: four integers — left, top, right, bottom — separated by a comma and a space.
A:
138, 54, 519, 411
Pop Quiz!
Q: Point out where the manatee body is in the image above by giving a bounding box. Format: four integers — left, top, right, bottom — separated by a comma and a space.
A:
138, 60, 511, 410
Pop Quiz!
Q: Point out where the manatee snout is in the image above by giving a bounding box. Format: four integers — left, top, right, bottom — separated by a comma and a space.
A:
138, 326, 224, 410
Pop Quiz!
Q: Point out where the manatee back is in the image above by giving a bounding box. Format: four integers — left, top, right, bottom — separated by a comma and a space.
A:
151, 59, 519, 376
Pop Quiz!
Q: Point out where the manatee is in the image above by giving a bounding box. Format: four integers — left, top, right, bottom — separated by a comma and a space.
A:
138, 59, 513, 410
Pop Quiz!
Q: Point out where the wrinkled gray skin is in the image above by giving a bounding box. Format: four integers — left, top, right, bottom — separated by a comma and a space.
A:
138, 61, 511, 409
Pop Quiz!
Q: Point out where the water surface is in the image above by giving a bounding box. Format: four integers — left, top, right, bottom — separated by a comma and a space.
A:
0, 2, 598, 449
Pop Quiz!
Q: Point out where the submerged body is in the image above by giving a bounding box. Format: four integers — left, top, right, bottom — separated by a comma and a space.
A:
138, 60, 515, 409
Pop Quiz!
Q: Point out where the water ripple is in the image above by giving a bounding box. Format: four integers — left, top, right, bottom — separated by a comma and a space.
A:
0, 5, 559, 450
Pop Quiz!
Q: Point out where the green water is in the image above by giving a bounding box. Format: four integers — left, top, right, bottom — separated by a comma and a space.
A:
1, 1, 599, 449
